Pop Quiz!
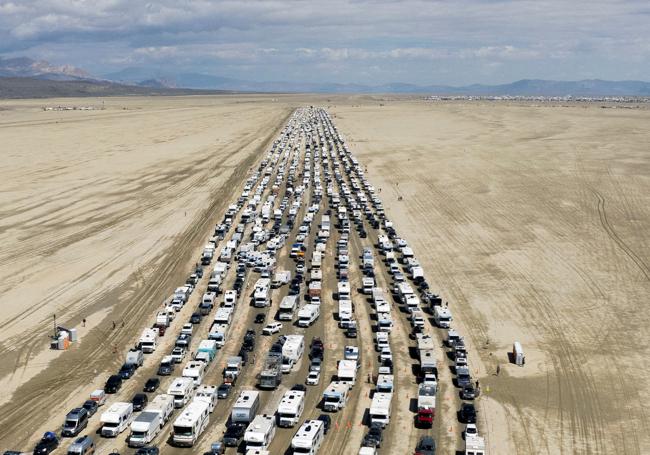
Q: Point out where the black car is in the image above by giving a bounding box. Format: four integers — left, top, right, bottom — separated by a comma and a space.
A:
359, 229, 367, 238
460, 384, 476, 400
190, 312, 202, 324
223, 422, 246, 446
217, 383, 232, 399
33, 432, 59, 455
119, 363, 136, 380
459, 403, 477, 423
144, 377, 160, 393
195, 265, 204, 278
135, 448, 159, 455
414, 436, 436, 455
104, 374, 123, 393
82, 399, 98, 417
132, 393, 148, 411
157, 359, 175, 376
346, 325, 358, 338
291, 384, 307, 392
317, 414, 331, 434
362, 422, 384, 448
254, 313, 266, 324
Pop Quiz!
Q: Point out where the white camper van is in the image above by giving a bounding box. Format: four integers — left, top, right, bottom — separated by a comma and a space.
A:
100, 402, 133, 437
168, 377, 194, 408
244, 414, 276, 451
291, 420, 325, 455
277, 390, 305, 427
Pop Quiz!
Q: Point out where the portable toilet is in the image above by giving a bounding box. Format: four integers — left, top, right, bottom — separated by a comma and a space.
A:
513, 341, 525, 366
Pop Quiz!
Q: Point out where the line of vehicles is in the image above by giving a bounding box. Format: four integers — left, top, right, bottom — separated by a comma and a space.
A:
17, 107, 486, 455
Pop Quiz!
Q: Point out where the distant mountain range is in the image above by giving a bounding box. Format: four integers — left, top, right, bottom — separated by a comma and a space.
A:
2, 57, 650, 97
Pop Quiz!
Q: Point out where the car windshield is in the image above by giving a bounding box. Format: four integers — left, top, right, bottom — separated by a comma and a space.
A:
64, 419, 77, 428
173, 425, 193, 436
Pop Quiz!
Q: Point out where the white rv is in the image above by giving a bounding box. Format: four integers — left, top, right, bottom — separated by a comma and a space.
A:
138, 328, 158, 354
291, 420, 325, 455
369, 392, 393, 427
322, 381, 350, 412
253, 278, 271, 307
281, 335, 304, 373
277, 390, 305, 427
297, 304, 320, 327
128, 411, 161, 447
182, 361, 206, 387
337, 359, 358, 384
214, 307, 234, 325
168, 377, 195, 408
433, 306, 452, 328
231, 390, 261, 423
377, 312, 393, 332
100, 402, 133, 437
244, 414, 276, 451
172, 400, 210, 447
193, 385, 218, 413
147, 394, 175, 424
278, 295, 299, 321
337, 281, 351, 300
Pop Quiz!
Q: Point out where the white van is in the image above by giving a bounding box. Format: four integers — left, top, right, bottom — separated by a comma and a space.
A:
100, 402, 133, 437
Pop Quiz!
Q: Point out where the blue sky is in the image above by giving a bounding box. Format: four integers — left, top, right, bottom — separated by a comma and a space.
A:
0, 0, 648, 85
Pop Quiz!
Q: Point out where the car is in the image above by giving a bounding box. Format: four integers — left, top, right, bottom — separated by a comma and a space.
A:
460, 384, 476, 400
362, 422, 384, 448
132, 393, 148, 412
309, 357, 322, 372
317, 414, 331, 434
295, 263, 305, 274
459, 403, 477, 424
119, 363, 136, 379
203, 441, 225, 455
346, 325, 358, 338
134, 448, 159, 455
359, 229, 367, 238
306, 370, 320, 385
194, 266, 204, 278
181, 323, 194, 335
33, 432, 59, 455
291, 384, 307, 392
217, 383, 232, 399
414, 436, 436, 455
464, 423, 478, 438
144, 377, 160, 393
254, 313, 266, 324
344, 345, 359, 360
242, 330, 256, 351
223, 422, 246, 446
237, 348, 249, 365
262, 321, 283, 335
175, 333, 192, 347
171, 347, 186, 363
104, 375, 123, 393
190, 312, 202, 324
81, 399, 98, 417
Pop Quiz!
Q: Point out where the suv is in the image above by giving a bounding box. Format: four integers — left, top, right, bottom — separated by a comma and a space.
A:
119, 363, 136, 380
459, 403, 477, 423
414, 436, 436, 455
33, 432, 59, 455
317, 414, 331, 434
104, 375, 122, 393
362, 422, 383, 448
223, 423, 246, 446
132, 393, 148, 411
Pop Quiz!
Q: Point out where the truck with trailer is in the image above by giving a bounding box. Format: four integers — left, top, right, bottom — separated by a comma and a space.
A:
244, 414, 276, 451
417, 383, 437, 427
171, 400, 210, 447
368, 392, 392, 428
231, 391, 260, 424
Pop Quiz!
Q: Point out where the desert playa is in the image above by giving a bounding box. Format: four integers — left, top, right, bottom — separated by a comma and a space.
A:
332, 100, 650, 454
0, 95, 648, 455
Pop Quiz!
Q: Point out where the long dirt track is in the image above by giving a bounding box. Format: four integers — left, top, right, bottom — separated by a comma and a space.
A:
0, 96, 648, 455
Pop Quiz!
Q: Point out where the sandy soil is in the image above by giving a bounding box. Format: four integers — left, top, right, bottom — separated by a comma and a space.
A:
0, 95, 293, 444
331, 100, 650, 455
